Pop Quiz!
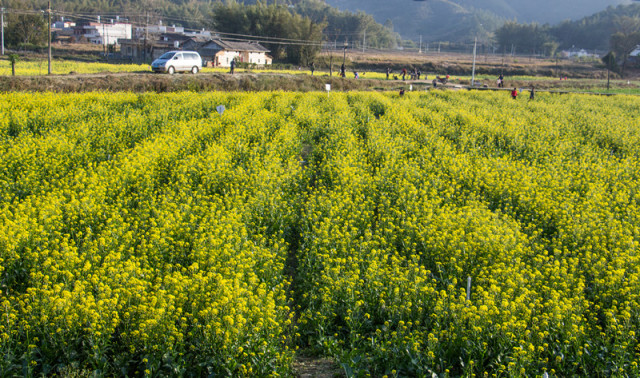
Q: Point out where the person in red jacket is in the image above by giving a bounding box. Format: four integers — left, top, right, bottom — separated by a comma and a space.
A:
511, 88, 518, 99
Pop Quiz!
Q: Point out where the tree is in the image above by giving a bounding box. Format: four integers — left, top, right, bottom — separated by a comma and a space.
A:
6, 12, 47, 48
8, 54, 19, 76
602, 51, 616, 90
495, 21, 556, 56
610, 16, 640, 77
5, 0, 48, 49
210, 1, 325, 64
602, 51, 617, 71
542, 41, 559, 57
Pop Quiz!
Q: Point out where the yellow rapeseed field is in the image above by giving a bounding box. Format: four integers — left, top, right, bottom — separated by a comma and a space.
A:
1, 90, 639, 376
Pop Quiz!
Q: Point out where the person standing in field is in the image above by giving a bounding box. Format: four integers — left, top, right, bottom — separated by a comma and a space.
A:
230, 59, 236, 75
310, 62, 315, 76
529, 85, 535, 100
340, 63, 346, 78
386, 67, 391, 80
511, 87, 518, 99
402, 68, 407, 81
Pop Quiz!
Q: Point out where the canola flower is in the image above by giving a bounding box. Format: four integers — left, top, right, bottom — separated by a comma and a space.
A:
0, 90, 639, 376
0, 60, 152, 76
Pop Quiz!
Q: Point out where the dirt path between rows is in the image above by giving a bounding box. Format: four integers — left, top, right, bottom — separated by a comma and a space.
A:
294, 357, 343, 377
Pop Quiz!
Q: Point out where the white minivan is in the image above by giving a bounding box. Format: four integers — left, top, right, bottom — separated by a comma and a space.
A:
151, 51, 203, 74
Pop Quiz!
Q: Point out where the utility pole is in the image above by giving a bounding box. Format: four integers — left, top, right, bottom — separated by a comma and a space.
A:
471, 37, 477, 87
341, 39, 347, 78
47, 1, 52, 75
329, 53, 333, 76
419, 35, 422, 54
143, 11, 148, 63
343, 40, 347, 65
1, 8, 5, 55
501, 45, 505, 75
362, 30, 365, 53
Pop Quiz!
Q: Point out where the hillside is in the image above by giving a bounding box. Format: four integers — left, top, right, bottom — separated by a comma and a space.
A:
323, 0, 629, 41
551, 3, 640, 50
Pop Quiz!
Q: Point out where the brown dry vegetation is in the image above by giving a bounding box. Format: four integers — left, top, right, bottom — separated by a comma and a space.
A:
2, 71, 637, 94
317, 50, 615, 79
0, 72, 404, 93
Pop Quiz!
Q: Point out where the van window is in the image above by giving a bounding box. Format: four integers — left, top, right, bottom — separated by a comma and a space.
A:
174, 54, 182, 60
159, 52, 175, 60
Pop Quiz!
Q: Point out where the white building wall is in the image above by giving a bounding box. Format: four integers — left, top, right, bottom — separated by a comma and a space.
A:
216, 51, 240, 67
84, 23, 132, 45
215, 50, 271, 67
247, 51, 270, 65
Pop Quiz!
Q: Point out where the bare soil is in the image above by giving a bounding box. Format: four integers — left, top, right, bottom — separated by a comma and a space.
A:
293, 357, 343, 378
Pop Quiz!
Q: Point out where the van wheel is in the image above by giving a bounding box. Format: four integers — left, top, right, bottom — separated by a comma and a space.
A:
191, 66, 199, 74
168, 66, 175, 75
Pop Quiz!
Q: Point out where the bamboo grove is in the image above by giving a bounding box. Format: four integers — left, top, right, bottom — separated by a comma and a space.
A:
1, 90, 639, 376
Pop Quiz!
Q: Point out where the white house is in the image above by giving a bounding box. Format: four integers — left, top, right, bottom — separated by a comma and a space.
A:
75, 21, 132, 46
199, 39, 271, 67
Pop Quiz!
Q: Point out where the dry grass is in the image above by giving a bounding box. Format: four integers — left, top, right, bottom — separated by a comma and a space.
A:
0, 72, 406, 93
316, 50, 611, 79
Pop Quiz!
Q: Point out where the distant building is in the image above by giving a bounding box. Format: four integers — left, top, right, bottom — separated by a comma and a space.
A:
629, 45, 640, 61
52, 18, 77, 42
562, 47, 598, 59
74, 20, 132, 45
119, 35, 272, 66
119, 33, 205, 61
200, 39, 271, 67
53, 20, 76, 29
134, 22, 185, 39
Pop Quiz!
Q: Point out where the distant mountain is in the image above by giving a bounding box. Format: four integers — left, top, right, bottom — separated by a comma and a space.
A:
322, 0, 630, 42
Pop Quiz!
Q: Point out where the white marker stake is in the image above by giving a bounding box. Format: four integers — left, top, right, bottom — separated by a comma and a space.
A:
410, 84, 413, 91
325, 83, 331, 97
216, 105, 225, 115
466, 276, 472, 301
